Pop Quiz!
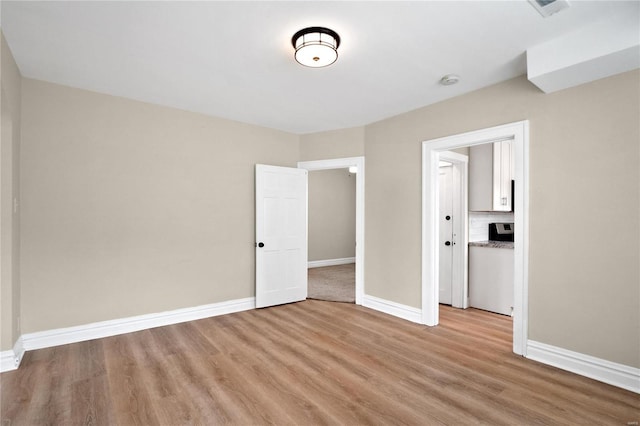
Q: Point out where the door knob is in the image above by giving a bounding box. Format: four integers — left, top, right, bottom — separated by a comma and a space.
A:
445, 241, 451, 246
257, 242, 265, 248
445, 215, 451, 221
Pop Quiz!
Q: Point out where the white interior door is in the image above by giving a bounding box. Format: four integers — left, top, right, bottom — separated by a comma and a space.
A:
439, 164, 453, 305
255, 164, 308, 308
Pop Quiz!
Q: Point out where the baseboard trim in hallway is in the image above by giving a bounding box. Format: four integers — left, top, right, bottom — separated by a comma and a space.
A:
308, 257, 356, 268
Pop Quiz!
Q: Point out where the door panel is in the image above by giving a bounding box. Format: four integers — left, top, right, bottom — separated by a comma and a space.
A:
439, 164, 453, 305
256, 165, 307, 308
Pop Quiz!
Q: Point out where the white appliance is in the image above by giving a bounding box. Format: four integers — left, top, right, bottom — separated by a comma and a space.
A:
469, 245, 514, 316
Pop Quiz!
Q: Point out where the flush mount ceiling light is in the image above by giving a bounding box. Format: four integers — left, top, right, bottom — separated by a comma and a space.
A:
292, 27, 341, 68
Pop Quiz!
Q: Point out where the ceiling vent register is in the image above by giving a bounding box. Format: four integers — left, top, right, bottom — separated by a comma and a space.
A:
528, 0, 571, 17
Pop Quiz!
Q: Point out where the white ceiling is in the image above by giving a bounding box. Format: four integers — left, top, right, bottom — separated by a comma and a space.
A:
1, 1, 637, 134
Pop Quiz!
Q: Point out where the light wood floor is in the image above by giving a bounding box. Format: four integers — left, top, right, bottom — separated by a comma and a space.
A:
1, 300, 638, 425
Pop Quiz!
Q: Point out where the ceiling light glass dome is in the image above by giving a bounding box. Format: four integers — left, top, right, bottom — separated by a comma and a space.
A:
292, 27, 341, 68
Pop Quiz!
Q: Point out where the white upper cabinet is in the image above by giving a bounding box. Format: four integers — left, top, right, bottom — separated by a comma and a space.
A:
469, 141, 513, 211
492, 140, 513, 211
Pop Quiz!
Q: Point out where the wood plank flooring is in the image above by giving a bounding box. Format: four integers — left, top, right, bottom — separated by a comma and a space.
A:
1, 300, 638, 425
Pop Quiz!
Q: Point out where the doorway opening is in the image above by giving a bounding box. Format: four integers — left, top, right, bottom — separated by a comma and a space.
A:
307, 168, 356, 303
422, 121, 529, 356
297, 157, 365, 305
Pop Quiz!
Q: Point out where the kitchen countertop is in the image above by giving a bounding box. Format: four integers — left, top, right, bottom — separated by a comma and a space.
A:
469, 240, 514, 249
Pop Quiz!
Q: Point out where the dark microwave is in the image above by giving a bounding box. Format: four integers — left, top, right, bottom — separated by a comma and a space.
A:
489, 223, 514, 242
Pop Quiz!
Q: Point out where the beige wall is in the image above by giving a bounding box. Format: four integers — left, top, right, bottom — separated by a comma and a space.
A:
6, 51, 639, 372
299, 126, 365, 161
1, 32, 22, 351
20, 78, 299, 333
308, 169, 356, 262
364, 71, 640, 368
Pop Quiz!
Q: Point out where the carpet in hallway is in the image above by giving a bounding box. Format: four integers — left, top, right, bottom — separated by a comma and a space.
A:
307, 263, 355, 303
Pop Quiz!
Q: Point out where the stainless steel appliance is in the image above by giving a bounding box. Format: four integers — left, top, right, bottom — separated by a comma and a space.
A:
489, 222, 514, 242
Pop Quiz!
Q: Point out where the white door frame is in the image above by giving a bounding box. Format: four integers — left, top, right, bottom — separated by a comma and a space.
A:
297, 157, 365, 306
422, 121, 529, 356
438, 151, 469, 309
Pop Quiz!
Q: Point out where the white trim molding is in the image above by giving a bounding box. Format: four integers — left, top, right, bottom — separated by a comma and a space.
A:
21, 297, 255, 352
1, 350, 17, 372
0, 338, 25, 373
527, 340, 640, 394
308, 257, 355, 269
362, 295, 422, 324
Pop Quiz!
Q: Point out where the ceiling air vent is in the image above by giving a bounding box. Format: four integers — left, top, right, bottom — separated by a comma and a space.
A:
528, 0, 570, 17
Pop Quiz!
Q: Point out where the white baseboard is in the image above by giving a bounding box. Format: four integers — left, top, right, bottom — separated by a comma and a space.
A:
1, 338, 25, 373
308, 257, 355, 268
20, 297, 255, 352
1, 350, 17, 372
362, 294, 422, 324
527, 340, 640, 394
7, 297, 637, 395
